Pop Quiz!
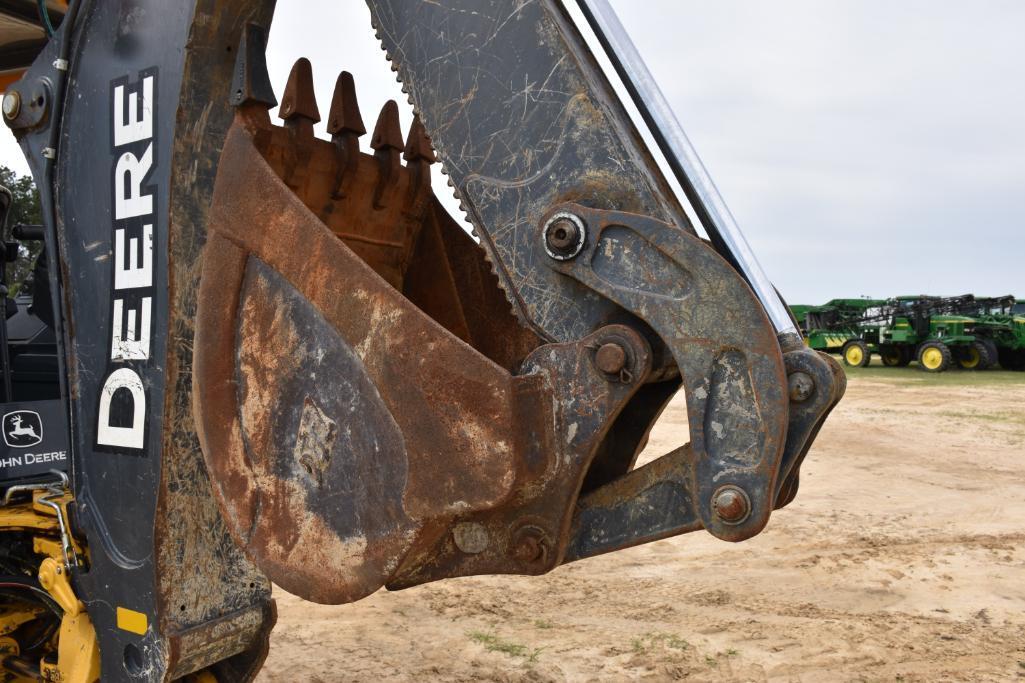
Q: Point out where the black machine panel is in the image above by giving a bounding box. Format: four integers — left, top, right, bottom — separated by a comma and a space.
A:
0, 399, 67, 480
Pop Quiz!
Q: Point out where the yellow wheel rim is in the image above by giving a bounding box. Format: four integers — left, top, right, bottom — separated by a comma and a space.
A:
845, 346, 864, 366
921, 347, 944, 370
961, 348, 980, 369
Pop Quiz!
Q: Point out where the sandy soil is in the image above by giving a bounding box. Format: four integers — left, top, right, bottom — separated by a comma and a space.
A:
257, 369, 1025, 682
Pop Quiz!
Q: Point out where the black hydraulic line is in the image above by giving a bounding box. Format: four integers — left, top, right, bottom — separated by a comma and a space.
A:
0, 577, 63, 616
0, 187, 11, 401
0, 653, 41, 680
38, 0, 85, 420
0, 288, 12, 401
23, 615, 60, 651
36, 0, 55, 36
12, 224, 45, 241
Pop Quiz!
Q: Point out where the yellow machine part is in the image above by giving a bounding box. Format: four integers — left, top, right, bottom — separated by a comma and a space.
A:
0, 490, 98, 683
0, 506, 59, 532
0, 608, 42, 638
37, 610, 99, 683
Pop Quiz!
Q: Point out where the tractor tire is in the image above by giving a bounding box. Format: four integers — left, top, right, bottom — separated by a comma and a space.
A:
842, 340, 871, 367
880, 345, 911, 367
957, 340, 995, 370
917, 341, 952, 372
980, 339, 999, 368
999, 347, 1025, 371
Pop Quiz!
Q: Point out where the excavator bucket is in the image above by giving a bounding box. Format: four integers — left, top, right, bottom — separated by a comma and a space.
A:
0, 1, 843, 680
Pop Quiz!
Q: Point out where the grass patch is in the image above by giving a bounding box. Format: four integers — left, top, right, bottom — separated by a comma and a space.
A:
533, 619, 554, 630
935, 409, 1025, 427
630, 632, 690, 654
842, 363, 1025, 387
703, 649, 739, 667
467, 630, 543, 662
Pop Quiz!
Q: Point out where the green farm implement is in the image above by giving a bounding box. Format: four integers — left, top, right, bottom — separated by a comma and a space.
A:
791, 294, 1018, 372
791, 299, 886, 367
963, 297, 1025, 371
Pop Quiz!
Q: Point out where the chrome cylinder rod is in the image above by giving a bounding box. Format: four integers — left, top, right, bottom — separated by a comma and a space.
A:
574, 0, 797, 336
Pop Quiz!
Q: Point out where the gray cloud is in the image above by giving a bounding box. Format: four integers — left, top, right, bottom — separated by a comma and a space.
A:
2, 1, 1021, 303
615, 0, 1025, 301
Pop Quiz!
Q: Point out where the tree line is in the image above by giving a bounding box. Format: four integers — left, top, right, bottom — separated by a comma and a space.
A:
0, 165, 44, 295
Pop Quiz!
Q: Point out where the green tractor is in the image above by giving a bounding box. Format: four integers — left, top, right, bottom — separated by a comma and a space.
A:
790, 298, 887, 368
793, 295, 1000, 372
969, 297, 1025, 371
875, 296, 991, 372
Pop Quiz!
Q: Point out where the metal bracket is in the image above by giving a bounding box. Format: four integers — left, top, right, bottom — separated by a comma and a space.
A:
539, 203, 789, 542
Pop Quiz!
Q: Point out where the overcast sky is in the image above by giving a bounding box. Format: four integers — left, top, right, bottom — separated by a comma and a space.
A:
2, 1, 1022, 303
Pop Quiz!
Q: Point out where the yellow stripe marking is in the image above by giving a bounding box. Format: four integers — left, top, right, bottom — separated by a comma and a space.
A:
117, 607, 148, 635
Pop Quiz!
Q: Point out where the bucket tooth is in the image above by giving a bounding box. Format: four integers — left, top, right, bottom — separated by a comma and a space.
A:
279, 57, 321, 124
229, 23, 277, 124
326, 71, 365, 135
327, 71, 366, 199
402, 115, 435, 163
370, 100, 403, 209
403, 115, 435, 210
279, 57, 320, 188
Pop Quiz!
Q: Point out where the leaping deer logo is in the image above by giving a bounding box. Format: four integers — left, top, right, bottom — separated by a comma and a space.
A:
9, 415, 39, 440
3, 411, 43, 448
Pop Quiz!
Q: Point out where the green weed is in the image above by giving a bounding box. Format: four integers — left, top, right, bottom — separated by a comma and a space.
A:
631, 632, 690, 654
467, 630, 543, 662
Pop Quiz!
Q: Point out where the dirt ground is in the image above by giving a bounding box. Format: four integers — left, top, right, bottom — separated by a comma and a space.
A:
257, 367, 1025, 682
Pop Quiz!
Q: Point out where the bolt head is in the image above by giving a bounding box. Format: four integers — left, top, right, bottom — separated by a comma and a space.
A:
787, 371, 815, 402
547, 219, 578, 250
712, 485, 750, 525
542, 211, 586, 260
513, 536, 542, 563
595, 342, 627, 375
511, 526, 548, 564
2, 91, 20, 121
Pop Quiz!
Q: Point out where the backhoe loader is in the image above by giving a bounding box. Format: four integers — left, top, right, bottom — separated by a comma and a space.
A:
0, 1, 844, 680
